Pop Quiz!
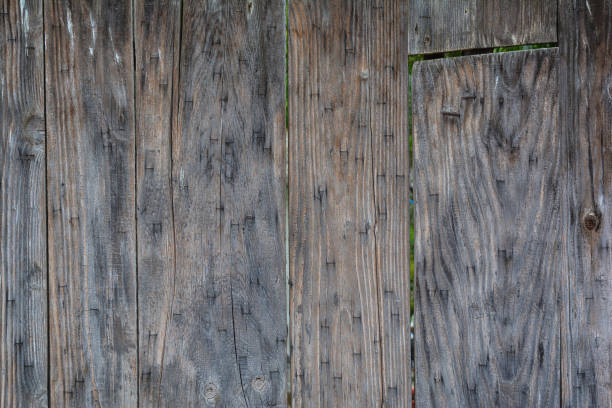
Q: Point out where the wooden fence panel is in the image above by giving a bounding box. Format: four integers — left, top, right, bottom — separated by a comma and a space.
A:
289, 1, 410, 406
45, 0, 138, 405
133, 0, 181, 406
0, 0, 47, 406
156, 1, 287, 406
413, 49, 562, 407
560, 1, 611, 406
408, 0, 557, 54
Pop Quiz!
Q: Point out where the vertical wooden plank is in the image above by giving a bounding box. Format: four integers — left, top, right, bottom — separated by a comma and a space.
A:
157, 0, 286, 405
413, 49, 561, 407
289, 1, 409, 406
45, 0, 137, 405
133, 0, 180, 405
0, 0, 47, 406
559, 1, 612, 406
408, 0, 557, 54
370, 1, 411, 407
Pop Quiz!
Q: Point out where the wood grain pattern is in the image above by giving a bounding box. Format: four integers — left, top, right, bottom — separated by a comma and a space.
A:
289, 1, 410, 406
413, 49, 562, 407
0, 0, 47, 406
133, 0, 181, 406
559, 1, 611, 406
45, 0, 137, 405
155, 1, 287, 406
408, 0, 557, 54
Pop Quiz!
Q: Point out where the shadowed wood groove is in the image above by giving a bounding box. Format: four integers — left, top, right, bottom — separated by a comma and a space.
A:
413, 49, 562, 407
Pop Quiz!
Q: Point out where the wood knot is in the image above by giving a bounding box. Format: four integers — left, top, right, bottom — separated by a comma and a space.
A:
203, 382, 218, 402
360, 70, 369, 80
583, 211, 600, 231
252, 376, 267, 392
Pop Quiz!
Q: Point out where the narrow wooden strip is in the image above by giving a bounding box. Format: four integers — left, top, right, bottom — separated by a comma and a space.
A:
413, 49, 562, 406
408, 0, 557, 54
0, 0, 47, 405
370, 1, 411, 407
45, 0, 137, 405
156, 1, 286, 405
559, 1, 611, 406
133, 0, 180, 405
289, 1, 409, 406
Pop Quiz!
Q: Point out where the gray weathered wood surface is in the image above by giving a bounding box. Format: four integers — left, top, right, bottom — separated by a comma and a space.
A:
408, 0, 557, 54
413, 49, 562, 407
289, 0, 410, 406
45, 0, 138, 405
153, 0, 287, 406
0, 0, 47, 406
133, 0, 181, 405
559, 1, 611, 406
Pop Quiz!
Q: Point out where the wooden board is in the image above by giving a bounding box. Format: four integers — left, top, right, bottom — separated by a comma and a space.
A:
408, 0, 557, 54
45, 0, 137, 405
133, 0, 181, 405
0, 0, 47, 406
559, 1, 612, 406
154, 1, 287, 405
289, 1, 410, 406
413, 49, 561, 407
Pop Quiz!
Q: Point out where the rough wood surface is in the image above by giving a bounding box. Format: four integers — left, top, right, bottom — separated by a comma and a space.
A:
45, 0, 137, 405
408, 0, 557, 54
289, 1, 410, 406
0, 0, 47, 406
413, 49, 562, 407
154, 1, 287, 406
133, 0, 181, 406
559, 1, 611, 407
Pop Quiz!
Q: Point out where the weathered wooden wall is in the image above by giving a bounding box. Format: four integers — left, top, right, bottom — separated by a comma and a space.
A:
289, 0, 410, 406
1, 0, 610, 407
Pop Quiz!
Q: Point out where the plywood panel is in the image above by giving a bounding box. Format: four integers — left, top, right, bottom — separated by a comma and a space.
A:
413, 49, 561, 407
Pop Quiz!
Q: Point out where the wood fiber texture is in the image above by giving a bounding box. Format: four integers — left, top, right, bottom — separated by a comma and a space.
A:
413, 49, 562, 407
45, 0, 138, 405
559, 1, 611, 406
133, 0, 181, 405
289, 0, 410, 406
408, 0, 557, 54
0, 0, 47, 406
154, 0, 287, 406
